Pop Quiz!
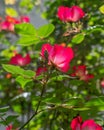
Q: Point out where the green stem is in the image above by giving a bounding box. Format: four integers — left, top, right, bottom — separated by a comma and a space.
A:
19, 82, 47, 130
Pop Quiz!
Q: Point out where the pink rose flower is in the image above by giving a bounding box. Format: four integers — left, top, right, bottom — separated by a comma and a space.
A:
6, 125, 12, 130
57, 5, 85, 22
70, 116, 103, 130
1, 16, 20, 31
1, 21, 14, 31
70, 115, 82, 130
82, 119, 103, 130
40, 43, 53, 59
71, 65, 94, 82
20, 16, 30, 23
100, 78, 104, 87
41, 43, 74, 72
9, 54, 31, 66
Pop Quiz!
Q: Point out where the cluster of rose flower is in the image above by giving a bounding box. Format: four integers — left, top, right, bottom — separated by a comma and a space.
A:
9, 43, 94, 82
0, 15, 30, 32
5, 5, 102, 130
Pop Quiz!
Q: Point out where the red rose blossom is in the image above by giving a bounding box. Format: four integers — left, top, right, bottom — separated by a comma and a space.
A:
71, 115, 82, 130
100, 78, 104, 87
57, 5, 85, 22
9, 54, 31, 66
36, 67, 47, 76
20, 16, 30, 23
1, 16, 20, 31
6, 125, 12, 130
70, 116, 103, 130
0, 15, 30, 31
71, 65, 94, 82
41, 43, 74, 72
82, 119, 102, 130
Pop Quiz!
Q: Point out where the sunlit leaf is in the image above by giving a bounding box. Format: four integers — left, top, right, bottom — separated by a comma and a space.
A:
71, 33, 85, 44
16, 35, 40, 46
5, 7, 18, 17
16, 76, 32, 89
15, 23, 40, 46
15, 23, 37, 35
2, 64, 35, 78
37, 24, 55, 38
99, 5, 104, 14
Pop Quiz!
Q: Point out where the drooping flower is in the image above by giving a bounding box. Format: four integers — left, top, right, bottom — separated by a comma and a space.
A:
36, 67, 47, 76
9, 54, 31, 66
70, 116, 103, 130
71, 65, 94, 81
41, 43, 74, 72
57, 5, 85, 22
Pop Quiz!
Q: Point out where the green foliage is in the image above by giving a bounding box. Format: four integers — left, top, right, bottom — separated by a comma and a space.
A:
5, 7, 18, 17
99, 5, 104, 14
16, 76, 32, 89
2, 64, 35, 78
71, 33, 85, 44
37, 24, 55, 38
15, 23, 55, 46
0, 0, 104, 129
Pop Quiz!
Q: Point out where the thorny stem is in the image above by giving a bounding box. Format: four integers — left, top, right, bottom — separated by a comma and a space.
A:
19, 81, 47, 130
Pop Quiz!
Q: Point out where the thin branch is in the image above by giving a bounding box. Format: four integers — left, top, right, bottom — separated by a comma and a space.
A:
0, 116, 8, 127
19, 81, 47, 130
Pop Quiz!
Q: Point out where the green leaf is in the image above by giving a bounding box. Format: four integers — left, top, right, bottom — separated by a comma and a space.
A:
66, 97, 84, 107
99, 5, 104, 14
5, 7, 18, 17
15, 23, 37, 35
85, 96, 104, 107
2, 64, 24, 75
2, 64, 35, 78
23, 70, 35, 78
0, 106, 9, 113
6, 115, 18, 124
16, 35, 40, 46
37, 24, 55, 38
48, 74, 70, 83
15, 23, 40, 46
71, 33, 85, 44
16, 76, 32, 89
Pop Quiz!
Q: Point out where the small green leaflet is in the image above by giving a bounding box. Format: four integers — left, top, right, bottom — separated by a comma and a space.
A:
2, 64, 35, 78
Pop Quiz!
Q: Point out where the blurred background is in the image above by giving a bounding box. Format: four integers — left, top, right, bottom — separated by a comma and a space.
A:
0, 0, 104, 130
